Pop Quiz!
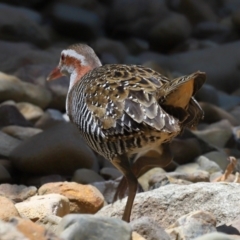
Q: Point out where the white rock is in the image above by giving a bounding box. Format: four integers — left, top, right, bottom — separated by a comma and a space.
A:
97, 182, 240, 228
15, 193, 70, 221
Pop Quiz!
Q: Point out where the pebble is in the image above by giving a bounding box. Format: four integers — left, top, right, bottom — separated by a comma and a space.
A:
0, 219, 28, 240
0, 196, 20, 221
10, 122, 96, 175
38, 182, 104, 214
10, 217, 61, 240
194, 232, 240, 240
0, 131, 21, 158
16, 102, 44, 122
166, 211, 216, 240
131, 217, 171, 240
0, 72, 52, 109
0, 184, 37, 202
2, 125, 42, 140
100, 167, 122, 180
0, 104, 32, 128
197, 156, 222, 173
57, 214, 132, 240
72, 168, 105, 184
15, 194, 70, 220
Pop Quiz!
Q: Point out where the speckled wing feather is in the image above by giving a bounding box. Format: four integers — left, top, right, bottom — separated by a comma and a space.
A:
84, 64, 180, 136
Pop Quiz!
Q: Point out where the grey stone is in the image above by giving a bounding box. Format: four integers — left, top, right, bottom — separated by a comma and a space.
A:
0, 164, 12, 183
0, 72, 52, 109
139, 41, 240, 93
57, 214, 132, 240
98, 182, 240, 228
170, 138, 202, 165
0, 3, 50, 47
203, 151, 229, 171
0, 131, 21, 158
0, 184, 37, 203
149, 12, 191, 51
175, 163, 200, 174
179, 0, 218, 24
100, 167, 122, 180
16, 102, 44, 122
166, 211, 216, 240
36, 215, 62, 234
50, 3, 103, 40
92, 180, 119, 204
72, 168, 105, 184
131, 217, 170, 240
10, 122, 96, 175
93, 38, 129, 62
0, 105, 32, 128
199, 102, 239, 126
2, 126, 42, 140
197, 156, 222, 173
0, 219, 28, 240
194, 232, 240, 240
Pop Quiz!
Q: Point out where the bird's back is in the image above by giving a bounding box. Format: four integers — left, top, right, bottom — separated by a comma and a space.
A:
67, 64, 205, 160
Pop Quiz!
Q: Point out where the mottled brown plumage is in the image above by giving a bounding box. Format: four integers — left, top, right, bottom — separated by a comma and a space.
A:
47, 43, 206, 222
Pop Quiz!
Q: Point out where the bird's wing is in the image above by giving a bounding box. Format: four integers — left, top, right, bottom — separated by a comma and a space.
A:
84, 64, 180, 136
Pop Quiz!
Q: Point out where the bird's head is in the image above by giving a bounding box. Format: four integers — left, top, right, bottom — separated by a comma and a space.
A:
47, 43, 102, 84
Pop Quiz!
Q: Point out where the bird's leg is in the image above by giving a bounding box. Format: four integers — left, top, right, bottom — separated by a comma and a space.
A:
113, 144, 172, 201
112, 154, 138, 222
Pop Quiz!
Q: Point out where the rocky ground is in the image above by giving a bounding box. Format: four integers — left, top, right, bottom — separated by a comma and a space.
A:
1, 0, 240, 239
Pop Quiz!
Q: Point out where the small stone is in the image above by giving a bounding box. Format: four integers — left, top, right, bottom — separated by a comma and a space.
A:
92, 180, 119, 204
50, 3, 103, 41
203, 151, 229, 171
131, 217, 171, 240
10, 217, 61, 240
200, 102, 239, 126
38, 182, 104, 214
138, 168, 166, 191
193, 128, 232, 148
72, 168, 105, 184
15, 194, 70, 221
0, 196, 20, 221
36, 215, 62, 234
132, 231, 146, 240
194, 232, 239, 240
170, 138, 202, 164
0, 131, 21, 158
197, 156, 222, 173
16, 102, 44, 122
0, 164, 12, 183
10, 122, 96, 175
0, 219, 28, 240
100, 167, 122, 180
175, 162, 200, 174
0, 72, 52, 109
57, 214, 132, 240
2, 126, 42, 140
0, 184, 37, 203
0, 105, 32, 128
166, 211, 216, 240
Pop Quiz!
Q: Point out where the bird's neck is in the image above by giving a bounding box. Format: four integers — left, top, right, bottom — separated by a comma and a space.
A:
69, 66, 91, 90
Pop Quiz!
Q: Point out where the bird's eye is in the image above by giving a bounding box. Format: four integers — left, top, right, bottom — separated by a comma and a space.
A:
61, 55, 65, 61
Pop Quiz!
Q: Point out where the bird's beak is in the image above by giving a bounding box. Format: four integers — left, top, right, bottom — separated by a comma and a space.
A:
47, 67, 63, 81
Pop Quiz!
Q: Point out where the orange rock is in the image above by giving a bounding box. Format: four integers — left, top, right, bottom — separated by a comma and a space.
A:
11, 217, 60, 240
38, 182, 104, 214
0, 196, 20, 221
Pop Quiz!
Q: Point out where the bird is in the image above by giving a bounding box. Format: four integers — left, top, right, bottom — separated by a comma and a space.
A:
47, 43, 206, 222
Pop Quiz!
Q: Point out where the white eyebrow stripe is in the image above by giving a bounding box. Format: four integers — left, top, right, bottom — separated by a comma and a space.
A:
62, 49, 87, 66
